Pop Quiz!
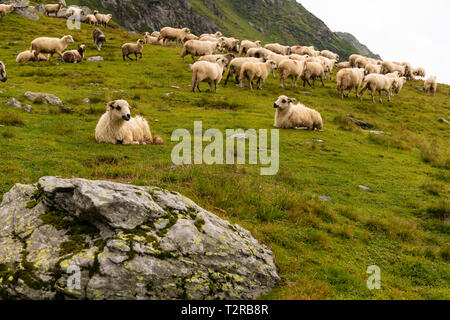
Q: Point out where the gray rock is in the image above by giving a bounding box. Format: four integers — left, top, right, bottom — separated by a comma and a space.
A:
318, 196, 332, 203
0, 177, 279, 299
5, 98, 22, 108
24, 91, 62, 105
170, 86, 180, 89
312, 138, 324, 143
416, 86, 425, 92
347, 117, 374, 129
359, 185, 372, 192
368, 130, 387, 135
82, 98, 91, 104
21, 104, 32, 113
164, 92, 174, 97
87, 56, 104, 62
15, 6, 39, 21
6, 0, 29, 7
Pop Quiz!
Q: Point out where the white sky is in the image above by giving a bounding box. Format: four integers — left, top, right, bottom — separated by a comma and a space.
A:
298, 0, 450, 84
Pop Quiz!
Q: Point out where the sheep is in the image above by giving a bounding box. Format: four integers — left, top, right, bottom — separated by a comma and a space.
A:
122, 39, 145, 61
321, 50, 339, 62
359, 74, 398, 103
246, 47, 272, 59
239, 40, 261, 56
393, 77, 407, 95
267, 52, 289, 66
336, 61, 351, 69
317, 56, 335, 80
199, 36, 220, 43
93, 11, 113, 28
291, 46, 319, 57
181, 40, 221, 62
62, 44, 86, 63
278, 59, 306, 88
199, 32, 222, 39
85, 14, 97, 25
301, 62, 325, 88
0, 61, 6, 82
224, 57, 263, 85
239, 60, 278, 90
424, 76, 437, 96
401, 62, 415, 80
158, 27, 190, 46
289, 54, 309, 61
219, 37, 240, 53
273, 95, 323, 131
413, 67, 426, 79
199, 53, 235, 66
349, 54, 363, 67
336, 68, 365, 99
144, 34, 161, 45
67, 6, 84, 18
93, 28, 106, 51
365, 63, 382, 75
355, 56, 371, 68
95, 100, 163, 145
183, 33, 199, 43
16, 50, 49, 63
44, 3, 63, 17
0, 4, 14, 20
151, 31, 160, 38
264, 43, 291, 55
190, 57, 228, 93
30, 35, 74, 60
380, 61, 405, 76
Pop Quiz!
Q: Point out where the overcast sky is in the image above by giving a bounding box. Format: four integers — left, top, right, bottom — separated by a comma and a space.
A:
298, 0, 450, 84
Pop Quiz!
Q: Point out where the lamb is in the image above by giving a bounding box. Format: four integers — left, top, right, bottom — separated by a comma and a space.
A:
278, 59, 306, 88
0, 4, 14, 20
93, 11, 112, 27
95, 100, 163, 145
264, 43, 291, 55
380, 61, 405, 76
93, 28, 106, 51
239, 60, 278, 90
219, 37, 240, 53
336, 61, 351, 69
273, 95, 323, 131
85, 14, 97, 25
30, 35, 74, 60
121, 39, 145, 61
364, 63, 382, 75
301, 62, 325, 88
224, 57, 263, 85
336, 68, 365, 99
320, 50, 339, 62
16, 50, 49, 63
44, 3, 63, 17
158, 27, 191, 46
424, 76, 437, 96
359, 74, 398, 103
0, 61, 6, 82
413, 67, 426, 79
239, 40, 261, 56
62, 44, 86, 63
190, 57, 228, 93
181, 40, 221, 62
199, 32, 222, 39
199, 53, 235, 66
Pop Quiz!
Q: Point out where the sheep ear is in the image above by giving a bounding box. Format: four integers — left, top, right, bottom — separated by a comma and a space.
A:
288, 98, 296, 103
106, 101, 116, 110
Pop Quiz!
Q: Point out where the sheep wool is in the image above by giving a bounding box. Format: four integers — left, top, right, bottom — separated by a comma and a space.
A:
273, 95, 323, 131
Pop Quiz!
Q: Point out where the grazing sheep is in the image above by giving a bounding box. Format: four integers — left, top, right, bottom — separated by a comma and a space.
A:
62, 44, 86, 63
264, 43, 291, 55
380, 61, 405, 76
95, 100, 163, 145
321, 50, 339, 62
301, 62, 325, 88
158, 27, 190, 46
336, 61, 351, 69
199, 53, 235, 66
85, 14, 97, 25
317, 56, 335, 80
16, 50, 49, 63
355, 56, 371, 68
413, 67, 426, 78
183, 33, 199, 43
246, 47, 272, 59
191, 57, 228, 93
224, 57, 263, 85
239, 60, 278, 90
219, 37, 240, 53
289, 54, 309, 61
359, 74, 398, 103
0, 61, 6, 82
30, 35, 74, 60
199, 32, 222, 39
44, 3, 63, 17
365, 63, 382, 75
122, 39, 145, 61
93, 28, 106, 51
181, 40, 221, 62
93, 11, 112, 28
291, 46, 319, 57
349, 54, 363, 67
278, 59, 306, 88
239, 40, 261, 56
336, 68, 365, 99
401, 62, 415, 80
273, 95, 323, 131
393, 77, 407, 95
424, 76, 437, 96
0, 4, 14, 20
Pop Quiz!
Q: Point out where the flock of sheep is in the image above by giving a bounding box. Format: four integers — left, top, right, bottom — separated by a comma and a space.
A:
0, 3, 440, 145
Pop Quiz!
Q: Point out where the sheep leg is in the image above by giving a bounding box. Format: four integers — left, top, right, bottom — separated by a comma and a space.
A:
249, 78, 254, 91
320, 77, 325, 87
379, 90, 383, 103
126, 54, 134, 61
259, 79, 265, 90
197, 81, 201, 92
386, 90, 391, 102
312, 79, 316, 89
224, 70, 232, 85
134, 53, 138, 61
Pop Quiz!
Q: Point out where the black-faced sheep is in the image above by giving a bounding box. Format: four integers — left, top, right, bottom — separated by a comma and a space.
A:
424, 76, 437, 96
93, 28, 106, 51
239, 60, 278, 90
336, 68, 365, 99
122, 39, 145, 61
30, 35, 74, 60
0, 61, 6, 82
95, 100, 163, 145
181, 40, 221, 62
190, 57, 228, 93
359, 74, 398, 103
62, 44, 86, 63
273, 95, 323, 131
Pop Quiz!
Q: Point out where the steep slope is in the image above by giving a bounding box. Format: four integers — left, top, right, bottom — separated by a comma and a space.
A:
336, 32, 381, 60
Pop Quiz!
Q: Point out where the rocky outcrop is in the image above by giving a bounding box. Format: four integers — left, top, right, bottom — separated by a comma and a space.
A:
335, 32, 382, 60
0, 177, 279, 300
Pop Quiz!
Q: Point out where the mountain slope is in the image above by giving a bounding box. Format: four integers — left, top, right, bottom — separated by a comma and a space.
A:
336, 32, 381, 60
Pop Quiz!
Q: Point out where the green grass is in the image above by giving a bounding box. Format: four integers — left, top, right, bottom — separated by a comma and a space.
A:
1, 13, 449, 300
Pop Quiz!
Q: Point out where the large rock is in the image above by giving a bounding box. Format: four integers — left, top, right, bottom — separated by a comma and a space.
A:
14, 6, 38, 21
24, 91, 62, 105
0, 177, 279, 300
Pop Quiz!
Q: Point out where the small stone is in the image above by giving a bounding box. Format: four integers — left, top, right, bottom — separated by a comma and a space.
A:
312, 138, 324, 143
87, 56, 104, 62
368, 130, 386, 135
416, 86, 425, 92
82, 98, 91, 104
5, 98, 22, 108
319, 196, 332, 202
170, 86, 180, 89
438, 118, 450, 125
22, 104, 33, 113
24, 91, 62, 105
359, 185, 372, 192
158, 108, 172, 112
164, 92, 174, 97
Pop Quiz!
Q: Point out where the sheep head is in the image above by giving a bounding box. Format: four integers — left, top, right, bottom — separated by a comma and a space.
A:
274, 95, 296, 110
63, 35, 75, 44
107, 100, 131, 121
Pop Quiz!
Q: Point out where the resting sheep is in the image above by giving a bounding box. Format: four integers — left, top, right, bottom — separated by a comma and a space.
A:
0, 4, 14, 20
239, 60, 278, 90
239, 40, 261, 56
181, 40, 221, 62
44, 4, 63, 17
16, 50, 49, 63
424, 76, 437, 96
122, 39, 145, 61
144, 34, 162, 45
62, 44, 86, 63
30, 35, 74, 60
301, 62, 325, 88
0, 61, 6, 82
93, 28, 106, 51
264, 43, 291, 55
224, 57, 263, 85
93, 11, 112, 28
273, 95, 323, 131
191, 57, 228, 93
158, 27, 190, 46
278, 59, 306, 88
359, 74, 398, 103
336, 68, 365, 99
95, 100, 163, 145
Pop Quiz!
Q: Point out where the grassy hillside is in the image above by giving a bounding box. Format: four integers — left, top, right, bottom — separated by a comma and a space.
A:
0, 13, 449, 300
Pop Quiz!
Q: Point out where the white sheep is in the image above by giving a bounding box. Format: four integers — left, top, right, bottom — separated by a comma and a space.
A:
95, 100, 163, 145
62, 44, 86, 63
183, 33, 199, 43
239, 40, 261, 56
289, 54, 309, 61
239, 60, 278, 90
16, 50, 49, 63
424, 76, 437, 96
413, 67, 426, 78
246, 47, 272, 59
380, 61, 405, 76
349, 54, 363, 67
85, 14, 97, 25
121, 39, 145, 61
393, 77, 407, 95
44, 3, 63, 17
320, 50, 339, 62
30, 35, 74, 60
224, 57, 263, 85
0, 4, 15, 20
151, 31, 160, 38
191, 57, 228, 93
181, 40, 221, 62
301, 62, 325, 88
0, 61, 6, 82
273, 95, 323, 131
199, 36, 219, 42
291, 46, 319, 57
364, 63, 382, 75
359, 74, 398, 103
199, 53, 235, 66
336, 68, 365, 99
336, 61, 351, 69
199, 32, 222, 39
278, 59, 306, 88
93, 11, 112, 28
264, 43, 291, 55
219, 37, 240, 53
158, 27, 191, 46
